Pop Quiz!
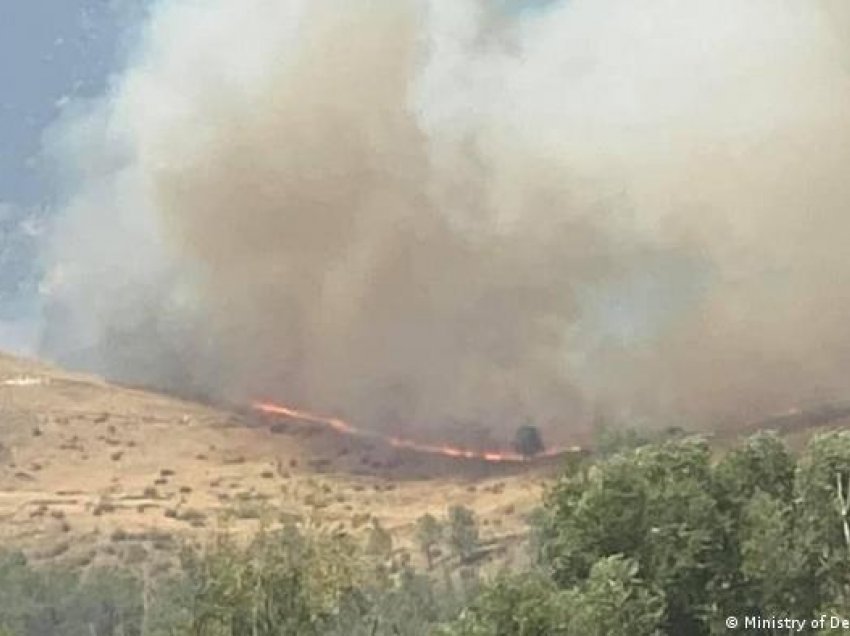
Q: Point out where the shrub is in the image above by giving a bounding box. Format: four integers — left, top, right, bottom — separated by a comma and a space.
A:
447, 506, 479, 564
513, 425, 545, 459
415, 514, 442, 569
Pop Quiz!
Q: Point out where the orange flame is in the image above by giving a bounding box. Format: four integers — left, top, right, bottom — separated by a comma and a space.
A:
252, 400, 579, 463
253, 402, 355, 434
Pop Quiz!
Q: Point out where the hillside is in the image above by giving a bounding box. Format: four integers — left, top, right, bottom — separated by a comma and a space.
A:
0, 351, 553, 574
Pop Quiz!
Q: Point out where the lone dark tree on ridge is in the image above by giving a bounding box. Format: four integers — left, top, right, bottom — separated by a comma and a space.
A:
513, 424, 545, 460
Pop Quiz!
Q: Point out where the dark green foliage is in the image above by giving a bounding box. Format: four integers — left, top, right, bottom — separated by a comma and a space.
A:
592, 424, 653, 457
437, 558, 665, 636
714, 431, 796, 504
154, 524, 466, 636
171, 525, 368, 635
592, 422, 687, 458
365, 518, 393, 559
737, 491, 804, 616
415, 513, 442, 569
436, 570, 567, 635
709, 430, 800, 619
447, 506, 480, 564
541, 437, 721, 633
327, 565, 456, 636
0, 552, 143, 636
791, 432, 850, 610
513, 425, 545, 459
535, 431, 850, 635
564, 556, 665, 636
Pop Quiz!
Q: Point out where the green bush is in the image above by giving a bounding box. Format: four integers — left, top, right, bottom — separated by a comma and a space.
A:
415, 514, 442, 570
513, 425, 545, 459
447, 506, 480, 564
0, 552, 143, 636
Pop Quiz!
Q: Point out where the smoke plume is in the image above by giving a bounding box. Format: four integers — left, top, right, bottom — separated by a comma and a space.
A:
40, 0, 850, 441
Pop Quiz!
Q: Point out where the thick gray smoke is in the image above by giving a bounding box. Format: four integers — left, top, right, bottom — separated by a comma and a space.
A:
40, 0, 850, 441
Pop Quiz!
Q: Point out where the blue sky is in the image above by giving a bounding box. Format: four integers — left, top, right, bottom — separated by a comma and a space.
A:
0, 1, 147, 206
0, 1, 147, 350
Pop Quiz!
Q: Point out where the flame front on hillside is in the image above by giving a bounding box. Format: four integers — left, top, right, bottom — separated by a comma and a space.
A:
252, 401, 578, 463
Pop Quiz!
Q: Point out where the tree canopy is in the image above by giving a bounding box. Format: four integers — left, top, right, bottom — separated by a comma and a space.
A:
513, 425, 545, 459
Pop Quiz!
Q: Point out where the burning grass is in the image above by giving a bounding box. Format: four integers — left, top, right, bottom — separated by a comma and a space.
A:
253, 400, 582, 465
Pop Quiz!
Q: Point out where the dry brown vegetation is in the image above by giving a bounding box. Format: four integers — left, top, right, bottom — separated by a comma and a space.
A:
0, 351, 550, 572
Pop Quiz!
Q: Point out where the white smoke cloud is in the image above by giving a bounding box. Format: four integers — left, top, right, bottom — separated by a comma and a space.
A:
40, 0, 850, 441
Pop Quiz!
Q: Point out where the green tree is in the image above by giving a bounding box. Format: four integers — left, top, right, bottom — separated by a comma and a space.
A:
710, 431, 799, 620
447, 506, 480, 564
0, 551, 143, 636
792, 432, 850, 612
366, 518, 394, 560
713, 430, 795, 506
173, 526, 368, 635
435, 571, 568, 636
565, 556, 665, 636
737, 491, 805, 620
437, 558, 664, 636
592, 423, 652, 458
338, 565, 447, 636
513, 425, 545, 459
541, 438, 723, 634
416, 513, 443, 570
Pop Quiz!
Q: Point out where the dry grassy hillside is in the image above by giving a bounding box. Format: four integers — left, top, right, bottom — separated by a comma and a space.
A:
0, 351, 554, 575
